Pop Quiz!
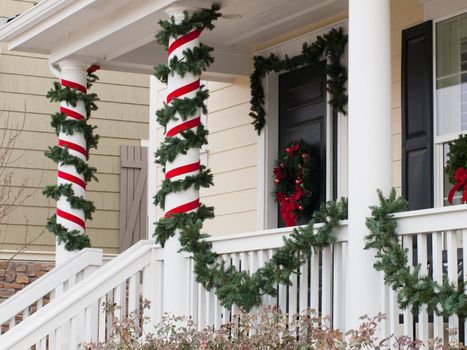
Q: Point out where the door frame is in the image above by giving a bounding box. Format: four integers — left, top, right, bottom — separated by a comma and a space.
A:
255, 19, 348, 230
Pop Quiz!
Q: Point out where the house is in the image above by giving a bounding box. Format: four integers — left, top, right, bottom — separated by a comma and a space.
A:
0, 0, 466, 348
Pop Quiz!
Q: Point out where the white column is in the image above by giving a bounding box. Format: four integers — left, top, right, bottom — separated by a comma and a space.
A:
54, 59, 89, 265
346, 0, 392, 330
162, 7, 202, 317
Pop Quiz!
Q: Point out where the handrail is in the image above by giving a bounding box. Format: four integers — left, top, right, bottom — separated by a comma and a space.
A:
0, 240, 160, 350
394, 204, 467, 235
0, 247, 102, 327
208, 221, 348, 255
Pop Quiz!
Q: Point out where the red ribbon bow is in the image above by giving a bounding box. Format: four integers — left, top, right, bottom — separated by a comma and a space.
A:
277, 185, 305, 226
448, 166, 467, 205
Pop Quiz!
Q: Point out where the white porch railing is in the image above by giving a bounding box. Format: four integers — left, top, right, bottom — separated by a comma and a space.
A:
187, 222, 349, 331
0, 205, 466, 349
385, 204, 467, 345
0, 248, 102, 336
0, 240, 163, 350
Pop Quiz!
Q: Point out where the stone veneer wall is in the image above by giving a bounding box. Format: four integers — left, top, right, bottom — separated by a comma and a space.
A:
0, 260, 54, 303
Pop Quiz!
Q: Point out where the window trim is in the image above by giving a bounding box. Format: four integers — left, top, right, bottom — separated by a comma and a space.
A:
432, 11, 467, 207
255, 19, 348, 230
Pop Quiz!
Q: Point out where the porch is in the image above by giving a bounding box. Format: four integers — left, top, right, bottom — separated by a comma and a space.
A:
0, 205, 466, 348
0, 0, 466, 348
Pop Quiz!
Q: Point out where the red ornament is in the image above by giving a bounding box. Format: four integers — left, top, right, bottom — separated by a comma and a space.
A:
274, 178, 280, 184
298, 205, 304, 211
295, 178, 301, 185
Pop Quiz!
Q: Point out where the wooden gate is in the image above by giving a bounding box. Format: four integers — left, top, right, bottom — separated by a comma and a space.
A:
120, 145, 148, 252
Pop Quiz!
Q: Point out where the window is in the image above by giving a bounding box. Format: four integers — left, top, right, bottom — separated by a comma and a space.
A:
435, 13, 467, 205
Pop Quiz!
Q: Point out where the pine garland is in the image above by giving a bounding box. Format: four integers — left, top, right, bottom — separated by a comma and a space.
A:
43, 70, 100, 251
249, 28, 348, 134
154, 6, 347, 311
365, 189, 467, 318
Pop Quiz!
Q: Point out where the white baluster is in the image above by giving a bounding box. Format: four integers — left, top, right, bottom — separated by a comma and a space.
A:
432, 232, 444, 342
321, 246, 332, 318
447, 230, 459, 330
417, 233, 429, 347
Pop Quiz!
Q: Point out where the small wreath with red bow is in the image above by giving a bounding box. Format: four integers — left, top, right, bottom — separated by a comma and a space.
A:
273, 140, 317, 226
446, 134, 467, 205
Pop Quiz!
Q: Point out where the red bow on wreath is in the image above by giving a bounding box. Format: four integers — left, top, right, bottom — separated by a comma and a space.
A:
448, 166, 467, 205
277, 186, 304, 226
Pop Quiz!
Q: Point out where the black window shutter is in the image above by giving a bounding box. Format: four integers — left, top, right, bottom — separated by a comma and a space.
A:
401, 20, 434, 210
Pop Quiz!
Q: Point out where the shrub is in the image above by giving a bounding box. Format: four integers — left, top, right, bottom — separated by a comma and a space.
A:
85, 303, 464, 349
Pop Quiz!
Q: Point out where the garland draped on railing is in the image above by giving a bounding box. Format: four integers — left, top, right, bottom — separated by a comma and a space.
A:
365, 189, 467, 318
153, 6, 347, 311
43, 68, 100, 251
249, 28, 348, 134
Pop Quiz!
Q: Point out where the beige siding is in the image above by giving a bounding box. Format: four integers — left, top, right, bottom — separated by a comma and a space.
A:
0, 0, 149, 255
156, 77, 257, 236
390, 0, 424, 194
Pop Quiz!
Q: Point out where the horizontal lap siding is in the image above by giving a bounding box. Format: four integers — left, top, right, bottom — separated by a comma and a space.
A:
155, 77, 257, 235
0, 1, 149, 255
390, 0, 424, 194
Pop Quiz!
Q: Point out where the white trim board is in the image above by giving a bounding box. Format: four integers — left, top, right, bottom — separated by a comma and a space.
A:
255, 19, 349, 231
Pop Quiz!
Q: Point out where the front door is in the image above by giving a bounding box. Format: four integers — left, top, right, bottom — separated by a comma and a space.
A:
279, 62, 327, 226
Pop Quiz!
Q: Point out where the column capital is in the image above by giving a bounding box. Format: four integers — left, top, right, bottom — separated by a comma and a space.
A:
164, 0, 213, 19
57, 59, 90, 72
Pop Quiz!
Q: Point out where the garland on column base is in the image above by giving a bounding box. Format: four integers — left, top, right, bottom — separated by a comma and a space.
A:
154, 4, 348, 312
365, 189, 467, 318
43, 69, 100, 251
249, 28, 348, 134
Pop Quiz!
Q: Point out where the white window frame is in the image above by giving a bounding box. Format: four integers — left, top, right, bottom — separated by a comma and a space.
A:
432, 9, 467, 207
255, 20, 348, 230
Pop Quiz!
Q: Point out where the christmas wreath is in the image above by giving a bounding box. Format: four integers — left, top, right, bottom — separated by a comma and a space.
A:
273, 140, 317, 226
445, 134, 467, 205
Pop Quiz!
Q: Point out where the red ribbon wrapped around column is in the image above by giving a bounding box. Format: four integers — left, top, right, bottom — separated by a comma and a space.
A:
448, 166, 467, 205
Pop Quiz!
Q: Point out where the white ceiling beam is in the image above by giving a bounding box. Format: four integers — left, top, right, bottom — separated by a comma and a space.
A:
1, 0, 97, 50
49, 0, 177, 65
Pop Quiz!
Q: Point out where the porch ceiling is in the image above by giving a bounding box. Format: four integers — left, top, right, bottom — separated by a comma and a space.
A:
0, 0, 347, 78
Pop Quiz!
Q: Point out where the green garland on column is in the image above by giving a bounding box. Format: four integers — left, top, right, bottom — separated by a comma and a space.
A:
365, 189, 467, 318
249, 28, 348, 134
43, 71, 100, 251
153, 5, 348, 311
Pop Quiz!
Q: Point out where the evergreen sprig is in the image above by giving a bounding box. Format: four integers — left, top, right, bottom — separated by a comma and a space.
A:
47, 82, 98, 118
155, 125, 208, 166
155, 44, 215, 84
155, 4, 221, 49
47, 215, 90, 251
43, 184, 96, 220
50, 113, 99, 155
249, 28, 348, 134
156, 89, 209, 127
155, 166, 213, 210
365, 189, 467, 318
45, 146, 97, 183
44, 70, 100, 251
